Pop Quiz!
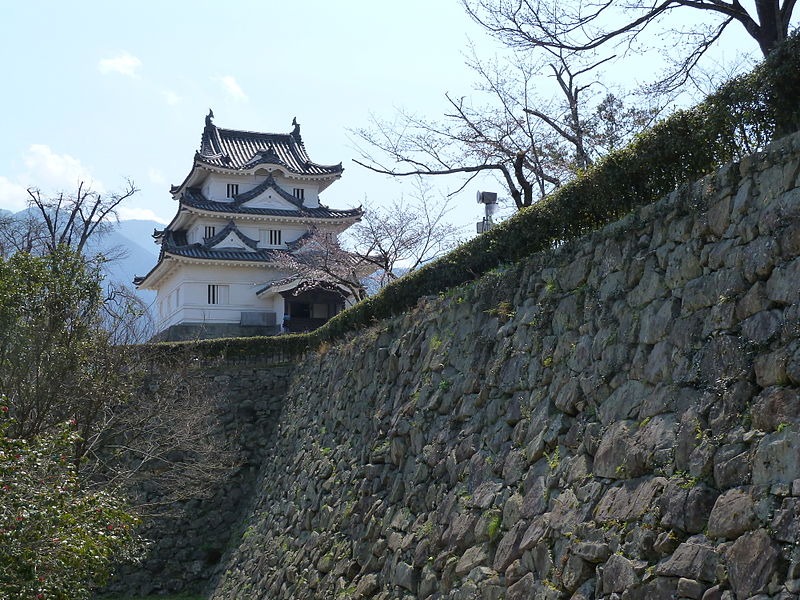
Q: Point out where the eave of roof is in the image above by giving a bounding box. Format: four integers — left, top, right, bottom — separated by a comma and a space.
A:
182, 188, 364, 221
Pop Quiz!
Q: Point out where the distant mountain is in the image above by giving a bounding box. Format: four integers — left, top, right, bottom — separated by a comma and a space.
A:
116, 219, 165, 247
94, 219, 162, 315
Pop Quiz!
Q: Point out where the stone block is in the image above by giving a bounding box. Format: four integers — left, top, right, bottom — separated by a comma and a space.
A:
770, 497, 800, 543
766, 256, 800, 304
594, 477, 666, 523
677, 577, 706, 599
751, 386, 799, 430
492, 521, 526, 572
707, 194, 732, 237
656, 537, 719, 582
456, 544, 491, 576
706, 488, 758, 539
355, 573, 380, 598
603, 553, 641, 593
753, 430, 800, 485
726, 529, 780, 599
741, 310, 783, 344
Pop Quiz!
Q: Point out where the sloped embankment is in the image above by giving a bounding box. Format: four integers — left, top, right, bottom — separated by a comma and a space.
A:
212, 132, 800, 600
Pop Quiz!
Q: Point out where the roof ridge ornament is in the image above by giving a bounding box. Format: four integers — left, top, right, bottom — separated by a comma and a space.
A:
291, 117, 302, 143
199, 108, 227, 159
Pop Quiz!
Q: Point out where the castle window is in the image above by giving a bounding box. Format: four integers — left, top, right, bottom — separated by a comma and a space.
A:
207, 284, 229, 305
293, 188, 305, 200
226, 184, 239, 198
204, 226, 216, 239
260, 229, 282, 246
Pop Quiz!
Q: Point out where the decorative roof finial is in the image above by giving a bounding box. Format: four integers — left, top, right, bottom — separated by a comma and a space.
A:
206, 109, 215, 127
291, 117, 301, 140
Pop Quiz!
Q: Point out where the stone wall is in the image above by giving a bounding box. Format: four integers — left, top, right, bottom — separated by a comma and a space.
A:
204, 132, 800, 600
106, 359, 297, 596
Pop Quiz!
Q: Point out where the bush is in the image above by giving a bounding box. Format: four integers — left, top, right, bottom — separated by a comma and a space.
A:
154, 33, 800, 361
0, 408, 143, 600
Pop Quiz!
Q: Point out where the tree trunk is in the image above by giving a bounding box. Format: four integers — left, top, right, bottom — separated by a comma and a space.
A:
754, 0, 784, 55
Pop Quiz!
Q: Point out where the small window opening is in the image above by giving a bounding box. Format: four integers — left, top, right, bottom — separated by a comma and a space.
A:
207, 284, 229, 305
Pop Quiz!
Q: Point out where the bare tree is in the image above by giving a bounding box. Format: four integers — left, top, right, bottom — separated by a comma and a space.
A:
461, 0, 797, 93
0, 248, 236, 516
81, 348, 240, 512
0, 210, 49, 256
353, 50, 655, 209
274, 185, 460, 298
26, 180, 137, 254
348, 179, 462, 286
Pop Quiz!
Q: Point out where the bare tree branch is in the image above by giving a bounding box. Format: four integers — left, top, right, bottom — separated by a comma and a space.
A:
352, 50, 655, 210
461, 0, 795, 92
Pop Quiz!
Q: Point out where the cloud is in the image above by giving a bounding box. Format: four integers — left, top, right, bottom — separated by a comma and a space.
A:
163, 90, 181, 105
98, 52, 142, 77
218, 75, 248, 101
23, 144, 103, 193
0, 176, 29, 212
117, 206, 169, 224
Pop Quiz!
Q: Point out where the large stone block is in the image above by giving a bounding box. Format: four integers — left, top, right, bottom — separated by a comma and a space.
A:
706, 488, 758, 540
726, 529, 781, 599
656, 537, 720, 582
594, 477, 666, 522
753, 430, 800, 485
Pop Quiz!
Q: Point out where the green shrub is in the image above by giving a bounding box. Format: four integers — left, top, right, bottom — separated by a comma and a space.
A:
0, 409, 143, 600
152, 34, 800, 362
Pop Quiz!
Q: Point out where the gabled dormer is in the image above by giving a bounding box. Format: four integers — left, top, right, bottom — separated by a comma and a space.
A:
204, 221, 259, 252
234, 174, 306, 210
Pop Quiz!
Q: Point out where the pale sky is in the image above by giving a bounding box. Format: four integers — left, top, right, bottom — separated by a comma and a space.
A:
0, 1, 779, 235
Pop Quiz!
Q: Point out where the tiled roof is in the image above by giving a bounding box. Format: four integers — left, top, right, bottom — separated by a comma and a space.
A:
255, 275, 302, 296
182, 188, 363, 220
160, 228, 286, 262
134, 226, 284, 287
196, 115, 343, 176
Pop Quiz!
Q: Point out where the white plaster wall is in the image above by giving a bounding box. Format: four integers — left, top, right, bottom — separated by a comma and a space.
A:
240, 194, 298, 210
156, 263, 293, 330
187, 220, 309, 249
202, 173, 323, 206
201, 173, 262, 202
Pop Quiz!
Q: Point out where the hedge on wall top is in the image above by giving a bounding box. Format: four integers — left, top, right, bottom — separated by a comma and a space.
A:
154, 33, 800, 361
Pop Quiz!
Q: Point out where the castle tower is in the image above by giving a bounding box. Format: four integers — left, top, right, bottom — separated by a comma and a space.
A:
134, 112, 363, 341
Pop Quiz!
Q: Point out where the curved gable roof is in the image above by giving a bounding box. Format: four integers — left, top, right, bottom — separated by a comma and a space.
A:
204, 220, 259, 250
196, 117, 343, 176
182, 188, 364, 221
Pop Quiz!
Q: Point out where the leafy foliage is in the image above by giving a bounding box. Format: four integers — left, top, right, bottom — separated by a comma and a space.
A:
154, 33, 800, 361
0, 247, 128, 440
0, 411, 143, 600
